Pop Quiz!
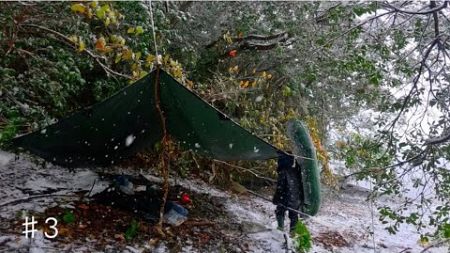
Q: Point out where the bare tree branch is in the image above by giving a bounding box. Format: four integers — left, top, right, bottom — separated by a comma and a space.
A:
387, 39, 439, 134
317, 9, 396, 52
425, 130, 450, 145
344, 147, 430, 179
430, 1, 441, 38
384, 1, 448, 15
234, 32, 289, 42
420, 238, 450, 253
212, 159, 277, 183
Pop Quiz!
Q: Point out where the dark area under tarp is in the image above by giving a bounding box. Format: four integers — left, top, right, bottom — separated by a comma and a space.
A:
92, 177, 184, 223
13, 69, 283, 167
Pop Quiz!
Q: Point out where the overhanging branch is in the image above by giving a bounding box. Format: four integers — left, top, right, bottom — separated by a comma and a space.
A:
430, 1, 441, 38
384, 1, 448, 15
425, 130, 450, 145
387, 39, 439, 133
21, 24, 132, 79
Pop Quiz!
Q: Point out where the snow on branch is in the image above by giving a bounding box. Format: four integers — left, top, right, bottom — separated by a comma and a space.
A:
383, 1, 448, 15
425, 129, 450, 145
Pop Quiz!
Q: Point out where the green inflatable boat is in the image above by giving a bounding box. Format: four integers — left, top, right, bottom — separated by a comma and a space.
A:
287, 119, 321, 216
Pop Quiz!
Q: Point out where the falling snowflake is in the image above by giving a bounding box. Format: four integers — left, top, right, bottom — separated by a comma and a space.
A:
125, 135, 136, 147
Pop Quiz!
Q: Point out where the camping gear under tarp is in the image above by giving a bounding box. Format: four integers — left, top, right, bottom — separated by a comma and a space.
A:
93, 174, 188, 224
287, 120, 321, 216
12, 68, 281, 167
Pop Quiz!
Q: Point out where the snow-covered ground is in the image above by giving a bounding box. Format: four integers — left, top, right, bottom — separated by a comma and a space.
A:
0, 150, 447, 252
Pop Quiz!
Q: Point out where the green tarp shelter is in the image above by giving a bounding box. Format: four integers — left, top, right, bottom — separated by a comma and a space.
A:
12, 68, 321, 215
13, 68, 283, 167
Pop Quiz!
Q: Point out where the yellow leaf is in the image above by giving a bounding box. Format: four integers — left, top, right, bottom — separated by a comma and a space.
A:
135, 51, 142, 60
109, 16, 117, 25
139, 70, 148, 78
223, 31, 233, 44
96, 9, 105, 19
78, 39, 85, 52
240, 80, 250, 88
68, 35, 78, 44
127, 27, 135, 34
118, 37, 125, 45
418, 236, 429, 247
104, 17, 111, 26
86, 9, 93, 19
104, 46, 113, 53
122, 48, 133, 61
186, 80, 194, 89
135, 26, 144, 35
90, 1, 98, 8
96, 4, 109, 19
71, 3, 86, 14
115, 53, 122, 63
110, 35, 125, 46
163, 55, 170, 64
261, 71, 267, 79
100, 4, 110, 13
146, 54, 155, 64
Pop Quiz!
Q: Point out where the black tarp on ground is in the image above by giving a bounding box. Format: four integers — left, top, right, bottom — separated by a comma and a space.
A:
13, 69, 281, 167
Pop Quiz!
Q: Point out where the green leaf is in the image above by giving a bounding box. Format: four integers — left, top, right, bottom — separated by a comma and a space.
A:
293, 220, 312, 252
441, 223, 450, 238
282, 86, 292, 97
125, 219, 139, 241
62, 210, 76, 224
393, 30, 406, 49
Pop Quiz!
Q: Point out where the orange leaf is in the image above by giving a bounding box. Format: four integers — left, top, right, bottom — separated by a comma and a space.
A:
95, 37, 106, 52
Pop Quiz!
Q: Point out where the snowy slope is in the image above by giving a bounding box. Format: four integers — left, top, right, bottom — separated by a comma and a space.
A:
0, 150, 447, 252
